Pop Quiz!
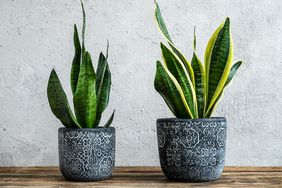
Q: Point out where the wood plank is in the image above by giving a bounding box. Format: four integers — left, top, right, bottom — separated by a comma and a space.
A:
0, 166, 281, 187
1, 166, 282, 173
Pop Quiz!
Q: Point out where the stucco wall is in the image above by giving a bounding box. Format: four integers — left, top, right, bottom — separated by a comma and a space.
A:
0, 0, 281, 166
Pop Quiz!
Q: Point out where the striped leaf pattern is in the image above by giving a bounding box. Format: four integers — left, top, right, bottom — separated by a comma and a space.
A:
154, 61, 193, 118
192, 52, 205, 118
154, 0, 195, 86
205, 18, 233, 113
161, 43, 196, 118
73, 52, 97, 128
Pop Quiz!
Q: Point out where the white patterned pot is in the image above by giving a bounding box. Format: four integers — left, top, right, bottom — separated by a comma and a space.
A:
157, 117, 227, 182
58, 127, 115, 181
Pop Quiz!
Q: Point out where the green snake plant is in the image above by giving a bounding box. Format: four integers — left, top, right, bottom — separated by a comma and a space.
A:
154, 1, 243, 119
47, 1, 114, 128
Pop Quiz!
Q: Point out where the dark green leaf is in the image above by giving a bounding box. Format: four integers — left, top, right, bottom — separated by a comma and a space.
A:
154, 1, 195, 85
94, 52, 111, 127
106, 40, 109, 59
168, 44, 195, 86
192, 52, 205, 118
205, 92, 223, 118
193, 26, 197, 50
70, 24, 82, 95
73, 52, 97, 128
47, 69, 80, 128
104, 110, 115, 128
154, 61, 192, 118
205, 18, 233, 113
80, 0, 86, 55
161, 43, 196, 118
154, 0, 173, 43
225, 61, 242, 86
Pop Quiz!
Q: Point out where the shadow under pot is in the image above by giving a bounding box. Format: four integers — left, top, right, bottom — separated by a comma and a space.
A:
157, 117, 227, 182
58, 127, 115, 181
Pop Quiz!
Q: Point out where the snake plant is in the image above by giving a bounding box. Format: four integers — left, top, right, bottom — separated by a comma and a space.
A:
47, 1, 114, 128
154, 1, 243, 119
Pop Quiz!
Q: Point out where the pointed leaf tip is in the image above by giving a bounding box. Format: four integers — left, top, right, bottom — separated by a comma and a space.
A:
225, 60, 243, 86
154, 0, 173, 43
106, 40, 110, 59
193, 26, 197, 50
224, 17, 230, 26
71, 26, 82, 95
51, 68, 56, 74
80, 0, 86, 54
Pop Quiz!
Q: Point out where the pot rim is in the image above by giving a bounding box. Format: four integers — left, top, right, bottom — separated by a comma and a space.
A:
157, 117, 226, 123
58, 127, 115, 131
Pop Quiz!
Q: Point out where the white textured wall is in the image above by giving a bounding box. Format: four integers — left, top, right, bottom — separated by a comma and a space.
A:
0, 0, 281, 166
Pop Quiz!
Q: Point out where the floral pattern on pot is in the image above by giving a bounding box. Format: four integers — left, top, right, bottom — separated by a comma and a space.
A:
58, 127, 115, 181
157, 118, 227, 182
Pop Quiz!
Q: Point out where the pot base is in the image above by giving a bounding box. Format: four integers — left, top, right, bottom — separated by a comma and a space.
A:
64, 175, 112, 182
162, 164, 224, 182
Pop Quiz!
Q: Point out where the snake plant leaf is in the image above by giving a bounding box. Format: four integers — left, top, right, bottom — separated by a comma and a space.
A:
80, 0, 86, 55
70, 24, 82, 95
161, 43, 197, 118
225, 61, 242, 87
104, 110, 115, 128
205, 18, 233, 113
154, 61, 192, 118
154, 1, 195, 86
191, 29, 205, 117
205, 91, 223, 118
193, 26, 197, 50
106, 40, 109, 59
47, 69, 81, 128
154, 0, 173, 43
94, 52, 112, 127
73, 52, 97, 128
192, 52, 206, 118
168, 44, 195, 86
205, 61, 243, 117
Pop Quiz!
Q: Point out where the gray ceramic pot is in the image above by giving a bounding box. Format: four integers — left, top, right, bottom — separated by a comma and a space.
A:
58, 127, 115, 181
157, 117, 227, 182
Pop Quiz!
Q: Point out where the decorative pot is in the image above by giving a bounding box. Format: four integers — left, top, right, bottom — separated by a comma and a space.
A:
58, 127, 115, 181
156, 117, 227, 182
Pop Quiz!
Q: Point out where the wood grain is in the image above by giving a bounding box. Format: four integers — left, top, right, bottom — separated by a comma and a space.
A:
0, 166, 281, 187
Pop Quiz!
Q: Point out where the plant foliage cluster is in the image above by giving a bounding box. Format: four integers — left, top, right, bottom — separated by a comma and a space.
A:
47, 1, 114, 128
154, 1, 242, 119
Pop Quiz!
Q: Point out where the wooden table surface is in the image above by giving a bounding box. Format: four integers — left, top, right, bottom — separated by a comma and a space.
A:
0, 166, 281, 187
